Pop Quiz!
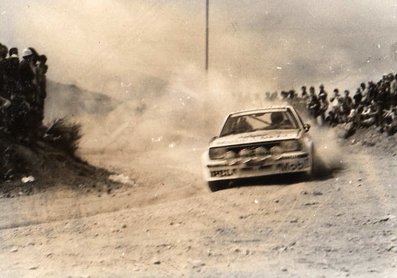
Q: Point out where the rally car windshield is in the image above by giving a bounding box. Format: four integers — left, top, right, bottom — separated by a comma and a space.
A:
220, 110, 299, 137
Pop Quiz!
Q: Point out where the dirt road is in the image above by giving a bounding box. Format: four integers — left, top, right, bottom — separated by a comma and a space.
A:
0, 139, 396, 277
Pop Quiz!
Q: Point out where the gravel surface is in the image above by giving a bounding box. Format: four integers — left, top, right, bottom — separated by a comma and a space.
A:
0, 132, 396, 277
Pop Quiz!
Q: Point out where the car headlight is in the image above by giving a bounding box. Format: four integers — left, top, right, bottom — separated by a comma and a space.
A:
239, 148, 253, 157
224, 150, 237, 159
209, 147, 228, 159
270, 146, 283, 159
280, 140, 300, 152
254, 146, 268, 156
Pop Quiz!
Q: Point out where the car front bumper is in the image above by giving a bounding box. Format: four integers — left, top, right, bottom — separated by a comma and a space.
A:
203, 151, 312, 182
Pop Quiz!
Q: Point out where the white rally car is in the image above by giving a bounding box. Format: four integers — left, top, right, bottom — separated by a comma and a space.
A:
202, 106, 313, 191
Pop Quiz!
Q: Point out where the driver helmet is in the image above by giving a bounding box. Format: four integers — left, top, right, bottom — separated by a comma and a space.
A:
271, 112, 284, 125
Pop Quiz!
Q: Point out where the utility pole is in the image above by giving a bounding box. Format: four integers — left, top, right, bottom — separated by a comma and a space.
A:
205, 0, 209, 71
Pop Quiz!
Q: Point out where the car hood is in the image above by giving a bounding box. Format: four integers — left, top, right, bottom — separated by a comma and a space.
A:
210, 129, 301, 148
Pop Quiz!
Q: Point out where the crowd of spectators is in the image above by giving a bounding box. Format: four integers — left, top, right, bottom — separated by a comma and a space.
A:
0, 42, 48, 143
265, 74, 397, 136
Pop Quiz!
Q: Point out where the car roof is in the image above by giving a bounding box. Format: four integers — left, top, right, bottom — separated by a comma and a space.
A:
228, 106, 294, 117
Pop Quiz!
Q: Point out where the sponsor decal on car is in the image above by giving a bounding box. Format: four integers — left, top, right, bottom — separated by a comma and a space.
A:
279, 158, 308, 172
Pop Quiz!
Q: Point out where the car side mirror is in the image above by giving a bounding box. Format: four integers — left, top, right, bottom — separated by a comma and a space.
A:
303, 123, 311, 132
210, 136, 218, 142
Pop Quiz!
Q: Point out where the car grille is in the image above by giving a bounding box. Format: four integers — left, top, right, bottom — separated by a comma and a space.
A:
209, 142, 281, 159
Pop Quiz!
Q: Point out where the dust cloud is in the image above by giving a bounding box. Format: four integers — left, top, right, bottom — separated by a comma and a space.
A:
309, 125, 345, 177
77, 67, 265, 153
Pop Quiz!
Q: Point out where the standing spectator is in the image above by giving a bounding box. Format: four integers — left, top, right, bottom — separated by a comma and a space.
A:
307, 86, 320, 119
330, 88, 340, 104
19, 48, 36, 90
0, 43, 8, 98
0, 44, 8, 132
353, 88, 362, 108
365, 81, 377, 105
4, 48, 20, 99
360, 82, 368, 102
318, 84, 328, 100
318, 92, 329, 124
342, 90, 353, 117
300, 86, 309, 110
18, 48, 38, 140
288, 90, 296, 100
35, 54, 48, 126
378, 75, 392, 108
336, 97, 346, 123
301, 86, 308, 100
19, 48, 40, 105
280, 91, 288, 100
326, 90, 341, 126
36, 55, 48, 96
4, 48, 19, 80
390, 74, 397, 107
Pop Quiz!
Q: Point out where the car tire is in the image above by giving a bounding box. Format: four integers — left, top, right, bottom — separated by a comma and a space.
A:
208, 181, 227, 192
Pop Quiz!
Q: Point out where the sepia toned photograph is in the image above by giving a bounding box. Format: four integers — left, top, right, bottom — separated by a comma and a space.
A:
0, 1, 396, 277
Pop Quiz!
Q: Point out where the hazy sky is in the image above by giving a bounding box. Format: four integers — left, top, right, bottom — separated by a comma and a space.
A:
1, 0, 397, 92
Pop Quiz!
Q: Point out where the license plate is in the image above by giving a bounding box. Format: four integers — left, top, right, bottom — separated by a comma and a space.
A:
210, 169, 236, 177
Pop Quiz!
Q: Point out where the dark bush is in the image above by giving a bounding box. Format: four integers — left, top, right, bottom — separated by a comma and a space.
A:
44, 118, 82, 158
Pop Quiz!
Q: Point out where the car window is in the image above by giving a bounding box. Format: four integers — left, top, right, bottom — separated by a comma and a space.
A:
220, 110, 298, 137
